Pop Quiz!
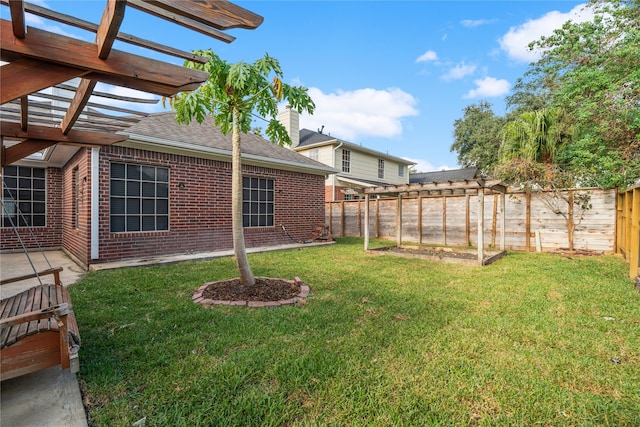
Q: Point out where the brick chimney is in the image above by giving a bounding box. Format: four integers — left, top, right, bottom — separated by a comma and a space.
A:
278, 105, 299, 148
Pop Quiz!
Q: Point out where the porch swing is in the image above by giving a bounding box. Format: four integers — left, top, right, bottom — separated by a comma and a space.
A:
0, 193, 80, 381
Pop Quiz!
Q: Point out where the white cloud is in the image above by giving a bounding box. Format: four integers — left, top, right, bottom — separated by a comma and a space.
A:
416, 50, 438, 63
499, 3, 594, 63
442, 62, 476, 81
461, 19, 496, 28
299, 87, 419, 141
403, 158, 453, 173
464, 77, 511, 99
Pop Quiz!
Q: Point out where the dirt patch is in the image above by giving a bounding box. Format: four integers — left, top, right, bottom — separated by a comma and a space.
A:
385, 246, 478, 260
548, 248, 603, 257
369, 245, 506, 266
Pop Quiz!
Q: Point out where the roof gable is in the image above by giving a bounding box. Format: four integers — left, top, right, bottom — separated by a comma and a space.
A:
295, 128, 414, 165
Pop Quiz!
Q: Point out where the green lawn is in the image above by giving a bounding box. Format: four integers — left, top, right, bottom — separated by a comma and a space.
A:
70, 238, 640, 426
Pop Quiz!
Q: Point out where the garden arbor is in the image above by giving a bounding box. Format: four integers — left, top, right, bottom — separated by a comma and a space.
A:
0, 0, 262, 379
362, 179, 508, 265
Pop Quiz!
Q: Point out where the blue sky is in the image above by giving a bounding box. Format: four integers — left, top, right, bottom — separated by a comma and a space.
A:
6, 1, 595, 172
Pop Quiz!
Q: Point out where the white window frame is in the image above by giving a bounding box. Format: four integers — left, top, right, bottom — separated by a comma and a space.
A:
109, 162, 170, 233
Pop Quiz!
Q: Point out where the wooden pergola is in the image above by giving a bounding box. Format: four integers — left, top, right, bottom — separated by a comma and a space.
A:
1, 0, 263, 166
362, 178, 508, 265
0, 0, 263, 380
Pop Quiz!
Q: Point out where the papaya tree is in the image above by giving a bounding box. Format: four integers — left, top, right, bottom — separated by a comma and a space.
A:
170, 50, 315, 286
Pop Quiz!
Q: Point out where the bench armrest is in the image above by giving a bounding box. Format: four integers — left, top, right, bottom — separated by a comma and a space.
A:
0, 303, 71, 330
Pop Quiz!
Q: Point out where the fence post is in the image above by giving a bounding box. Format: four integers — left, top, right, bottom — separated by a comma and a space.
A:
465, 194, 471, 246
442, 197, 447, 246
397, 195, 403, 247
364, 194, 370, 251
525, 192, 531, 252
341, 201, 345, 237
478, 189, 485, 264
418, 196, 423, 244
631, 187, 639, 278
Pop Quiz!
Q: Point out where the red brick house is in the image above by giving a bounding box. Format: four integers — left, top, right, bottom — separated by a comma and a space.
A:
1, 112, 336, 267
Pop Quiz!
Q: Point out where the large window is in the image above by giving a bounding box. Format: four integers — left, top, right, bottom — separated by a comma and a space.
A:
1, 166, 46, 227
243, 176, 274, 227
378, 159, 385, 179
342, 149, 351, 173
110, 162, 169, 233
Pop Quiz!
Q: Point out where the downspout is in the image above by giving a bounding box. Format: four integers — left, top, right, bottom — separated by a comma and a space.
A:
90, 147, 99, 260
332, 141, 343, 201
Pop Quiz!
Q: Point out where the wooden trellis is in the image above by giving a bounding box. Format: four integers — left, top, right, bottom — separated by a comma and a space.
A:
362, 179, 508, 265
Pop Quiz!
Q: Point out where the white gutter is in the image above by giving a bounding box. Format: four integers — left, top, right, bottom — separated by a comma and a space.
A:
90, 147, 99, 260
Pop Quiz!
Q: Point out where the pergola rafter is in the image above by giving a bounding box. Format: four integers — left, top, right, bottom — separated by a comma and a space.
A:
0, 0, 263, 167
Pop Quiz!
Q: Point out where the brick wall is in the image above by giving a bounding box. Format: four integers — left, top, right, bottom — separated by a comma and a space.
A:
2, 146, 327, 265
1, 167, 63, 251
61, 149, 92, 265
93, 146, 326, 263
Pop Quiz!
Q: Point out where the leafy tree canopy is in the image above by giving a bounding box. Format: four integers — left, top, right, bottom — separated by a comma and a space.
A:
450, 101, 505, 175
172, 49, 315, 144
455, 0, 639, 189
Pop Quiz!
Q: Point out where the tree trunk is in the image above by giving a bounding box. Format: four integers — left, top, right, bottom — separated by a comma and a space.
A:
231, 107, 255, 286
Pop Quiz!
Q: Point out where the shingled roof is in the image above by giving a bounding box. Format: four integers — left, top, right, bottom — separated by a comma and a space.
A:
120, 112, 336, 175
409, 167, 479, 183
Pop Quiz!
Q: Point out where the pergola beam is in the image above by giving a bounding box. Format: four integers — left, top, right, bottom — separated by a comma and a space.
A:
132, 0, 264, 30
1, 122, 127, 147
3, 139, 57, 165
8, 0, 25, 38
0, 20, 210, 95
0, 0, 218, 60
0, 58, 88, 104
60, 0, 124, 134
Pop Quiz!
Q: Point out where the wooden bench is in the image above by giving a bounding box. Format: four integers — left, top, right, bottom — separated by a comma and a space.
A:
1, 267, 80, 381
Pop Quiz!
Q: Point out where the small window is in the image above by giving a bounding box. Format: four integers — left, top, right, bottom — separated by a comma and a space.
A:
1, 166, 46, 227
242, 176, 274, 227
309, 149, 319, 161
342, 150, 351, 173
378, 159, 385, 179
110, 162, 169, 233
398, 164, 405, 178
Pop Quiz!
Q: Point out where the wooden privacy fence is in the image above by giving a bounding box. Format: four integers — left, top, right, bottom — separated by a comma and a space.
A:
326, 188, 617, 254
617, 184, 640, 278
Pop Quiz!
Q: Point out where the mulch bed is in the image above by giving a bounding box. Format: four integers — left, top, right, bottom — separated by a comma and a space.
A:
202, 277, 301, 301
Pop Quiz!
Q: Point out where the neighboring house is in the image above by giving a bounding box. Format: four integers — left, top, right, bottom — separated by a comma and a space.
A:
1, 112, 336, 267
278, 107, 415, 201
409, 167, 479, 184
